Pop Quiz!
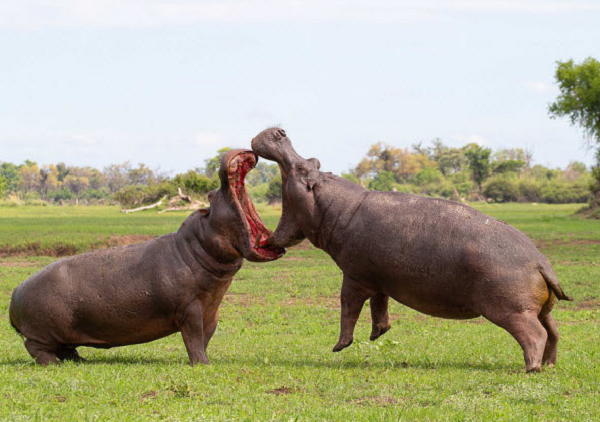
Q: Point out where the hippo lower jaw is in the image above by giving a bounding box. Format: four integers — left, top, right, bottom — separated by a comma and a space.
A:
226, 151, 285, 261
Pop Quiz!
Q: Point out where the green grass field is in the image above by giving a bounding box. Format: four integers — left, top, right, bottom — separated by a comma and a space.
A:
0, 203, 598, 421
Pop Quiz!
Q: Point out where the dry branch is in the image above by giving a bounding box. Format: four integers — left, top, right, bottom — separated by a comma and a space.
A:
121, 197, 167, 214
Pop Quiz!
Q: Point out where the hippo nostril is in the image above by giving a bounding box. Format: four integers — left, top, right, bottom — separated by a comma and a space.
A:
276, 129, 286, 139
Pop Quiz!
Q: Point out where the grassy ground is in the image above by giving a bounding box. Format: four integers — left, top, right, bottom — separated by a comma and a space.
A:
0, 203, 598, 421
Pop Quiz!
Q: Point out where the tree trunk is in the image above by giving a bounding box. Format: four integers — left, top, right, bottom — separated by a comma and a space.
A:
591, 187, 600, 210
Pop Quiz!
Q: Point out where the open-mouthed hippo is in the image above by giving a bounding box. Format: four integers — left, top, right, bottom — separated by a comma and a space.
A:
252, 127, 571, 373
9, 149, 284, 365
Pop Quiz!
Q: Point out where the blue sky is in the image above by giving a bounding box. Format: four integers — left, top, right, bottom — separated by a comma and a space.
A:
1, 1, 599, 175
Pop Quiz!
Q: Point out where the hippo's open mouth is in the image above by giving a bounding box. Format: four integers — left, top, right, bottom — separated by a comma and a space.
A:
227, 151, 285, 260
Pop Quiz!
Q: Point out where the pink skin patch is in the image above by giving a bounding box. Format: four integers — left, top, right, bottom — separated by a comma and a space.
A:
228, 152, 284, 260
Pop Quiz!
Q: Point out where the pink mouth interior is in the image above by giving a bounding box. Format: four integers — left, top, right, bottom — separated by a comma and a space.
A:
228, 152, 285, 260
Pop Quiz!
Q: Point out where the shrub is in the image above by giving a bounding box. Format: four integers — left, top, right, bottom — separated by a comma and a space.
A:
517, 178, 542, 202
114, 186, 148, 208
483, 176, 519, 202
173, 171, 218, 195
79, 187, 111, 201
47, 187, 75, 202
414, 168, 444, 186
540, 181, 591, 203
394, 184, 419, 194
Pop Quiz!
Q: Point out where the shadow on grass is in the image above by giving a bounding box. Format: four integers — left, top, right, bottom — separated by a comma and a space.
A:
0, 354, 516, 371
212, 355, 515, 372
0, 355, 182, 366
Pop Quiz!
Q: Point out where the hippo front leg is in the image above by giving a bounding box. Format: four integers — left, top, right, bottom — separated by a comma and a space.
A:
333, 276, 374, 352
369, 293, 392, 341
180, 300, 209, 366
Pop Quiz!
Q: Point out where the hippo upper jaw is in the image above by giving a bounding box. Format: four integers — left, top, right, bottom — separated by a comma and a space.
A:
251, 128, 323, 249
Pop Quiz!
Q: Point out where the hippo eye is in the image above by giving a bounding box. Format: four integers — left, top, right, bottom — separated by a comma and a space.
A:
296, 164, 305, 171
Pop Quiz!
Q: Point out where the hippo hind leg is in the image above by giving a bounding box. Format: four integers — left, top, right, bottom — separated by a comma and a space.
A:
487, 310, 547, 373
56, 346, 86, 363
24, 339, 60, 365
333, 275, 374, 352
539, 313, 559, 367
369, 293, 392, 341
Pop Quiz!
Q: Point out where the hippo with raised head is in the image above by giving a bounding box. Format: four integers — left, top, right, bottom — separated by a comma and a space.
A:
9, 149, 284, 365
252, 127, 571, 372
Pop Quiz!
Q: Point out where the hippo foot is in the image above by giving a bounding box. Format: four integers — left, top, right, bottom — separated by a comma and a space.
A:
332, 339, 353, 352
525, 365, 542, 373
189, 353, 210, 366
57, 347, 85, 363
369, 323, 392, 341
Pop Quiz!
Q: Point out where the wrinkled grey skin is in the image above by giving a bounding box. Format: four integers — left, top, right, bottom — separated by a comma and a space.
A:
9, 149, 283, 366
252, 128, 572, 372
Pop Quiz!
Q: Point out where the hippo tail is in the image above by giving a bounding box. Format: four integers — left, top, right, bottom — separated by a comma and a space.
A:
9, 317, 24, 338
540, 264, 572, 301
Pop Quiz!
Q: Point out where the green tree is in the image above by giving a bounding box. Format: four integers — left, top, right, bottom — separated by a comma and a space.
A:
245, 162, 279, 186
265, 176, 282, 204
202, 148, 231, 179
18, 161, 41, 193
0, 162, 21, 193
369, 170, 396, 191
463, 143, 492, 193
128, 163, 156, 186
424, 139, 467, 176
341, 172, 360, 184
56, 162, 70, 182
103, 162, 132, 193
0, 174, 7, 197
355, 143, 433, 183
549, 57, 600, 209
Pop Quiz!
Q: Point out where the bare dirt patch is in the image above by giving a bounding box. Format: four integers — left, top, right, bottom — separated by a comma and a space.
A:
141, 391, 158, 402
0, 261, 38, 267
533, 237, 600, 251
0, 235, 155, 258
573, 299, 600, 311
266, 386, 294, 396
0, 242, 78, 258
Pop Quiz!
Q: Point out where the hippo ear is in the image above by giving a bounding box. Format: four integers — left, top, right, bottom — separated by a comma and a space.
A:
207, 190, 216, 203
308, 158, 321, 170
199, 208, 210, 216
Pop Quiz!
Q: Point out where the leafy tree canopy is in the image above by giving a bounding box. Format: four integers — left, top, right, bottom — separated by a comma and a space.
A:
549, 57, 600, 208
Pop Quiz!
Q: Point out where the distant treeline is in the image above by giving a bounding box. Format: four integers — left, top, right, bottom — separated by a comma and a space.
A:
343, 141, 593, 204
0, 148, 284, 207
0, 141, 594, 207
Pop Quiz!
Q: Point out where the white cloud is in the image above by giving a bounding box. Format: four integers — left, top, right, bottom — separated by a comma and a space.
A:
525, 81, 553, 94
453, 134, 488, 145
1, 0, 598, 29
